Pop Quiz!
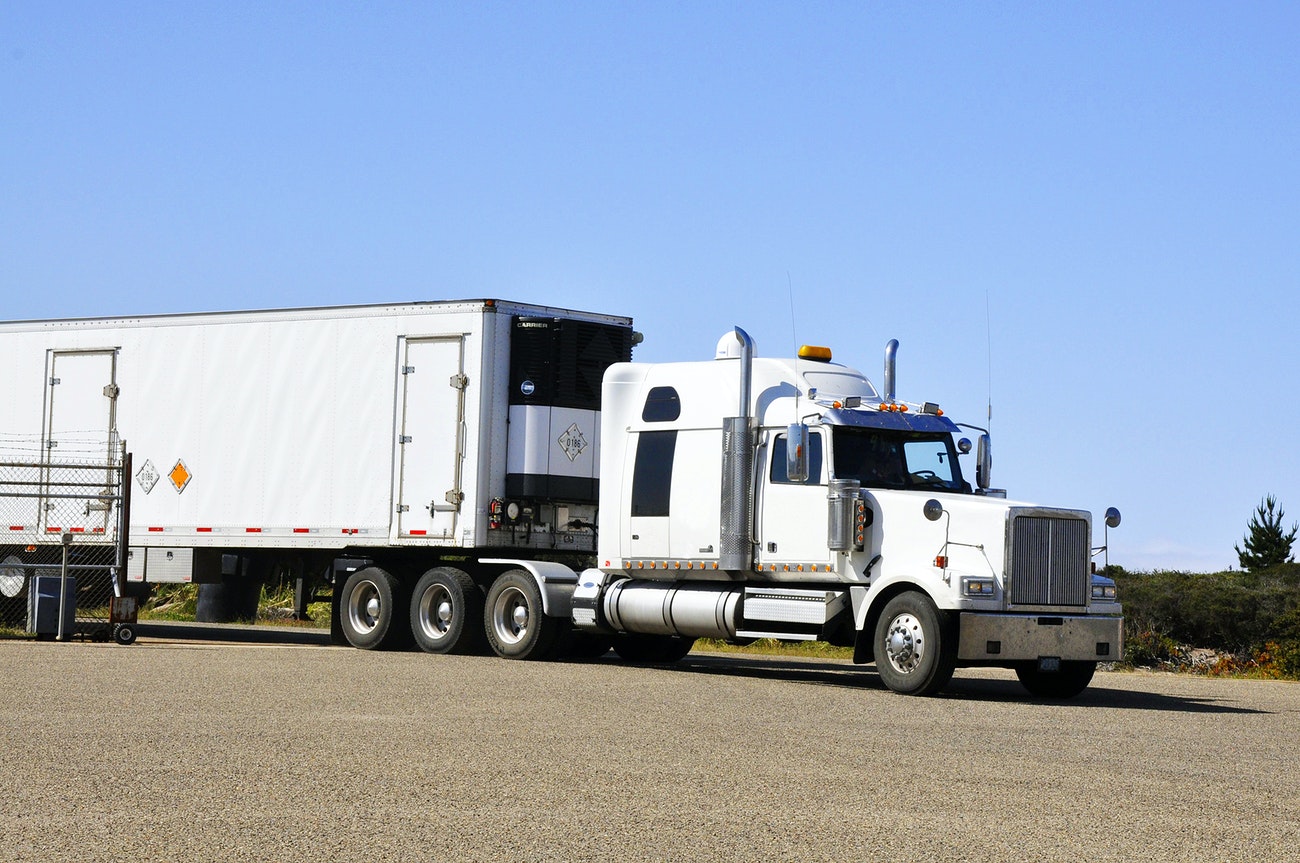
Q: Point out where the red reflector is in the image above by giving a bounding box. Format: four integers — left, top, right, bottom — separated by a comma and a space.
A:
148, 527, 164, 532
293, 528, 310, 534
46, 527, 62, 533
8, 526, 24, 531
245, 528, 262, 533
409, 530, 427, 536
196, 527, 213, 533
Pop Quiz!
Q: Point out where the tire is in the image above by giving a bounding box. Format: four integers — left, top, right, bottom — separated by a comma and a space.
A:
612, 634, 696, 664
410, 567, 484, 655
339, 567, 406, 650
113, 624, 136, 645
483, 570, 563, 660
872, 591, 956, 696
562, 632, 614, 661
1015, 661, 1096, 699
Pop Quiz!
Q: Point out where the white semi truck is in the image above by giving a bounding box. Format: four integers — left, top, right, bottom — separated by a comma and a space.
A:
0, 299, 1121, 697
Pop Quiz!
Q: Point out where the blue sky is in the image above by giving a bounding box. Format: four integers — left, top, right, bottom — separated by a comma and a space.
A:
4, 2, 1298, 572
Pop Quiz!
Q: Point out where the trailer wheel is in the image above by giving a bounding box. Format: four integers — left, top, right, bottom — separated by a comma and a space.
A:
1015, 661, 1096, 699
340, 567, 405, 650
612, 634, 695, 664
113, 624, 136, 645
483, 570, 561, 660
410, 567, 484, 655
872, 591, 956, 696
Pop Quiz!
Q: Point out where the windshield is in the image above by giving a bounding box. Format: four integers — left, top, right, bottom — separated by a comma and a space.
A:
832, 426, 968, 492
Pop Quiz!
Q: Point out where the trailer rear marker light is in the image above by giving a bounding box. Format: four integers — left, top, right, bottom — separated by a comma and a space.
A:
245, 527, 262, 533
148, 526, 164, 532
409, 530, 427, 536
196, 527, 212, 533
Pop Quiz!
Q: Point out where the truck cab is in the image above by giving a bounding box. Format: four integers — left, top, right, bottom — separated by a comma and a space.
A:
567, 328, 1122, 697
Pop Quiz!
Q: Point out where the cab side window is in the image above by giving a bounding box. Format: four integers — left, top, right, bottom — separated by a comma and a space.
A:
631, 430, 677, 516
770, 432, 823, 485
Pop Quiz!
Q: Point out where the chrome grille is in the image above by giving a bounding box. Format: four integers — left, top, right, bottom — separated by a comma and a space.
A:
1008, 514, 1089, 607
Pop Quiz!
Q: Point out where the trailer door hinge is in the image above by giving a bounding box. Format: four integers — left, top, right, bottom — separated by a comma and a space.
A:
450, 373, 468, 390
398, 435, 412, 444
49, 377, 61, 386
402, 365, 416, 375
46, 440, 58, 449
103, 383, 120, 399
396, 504, 410, 513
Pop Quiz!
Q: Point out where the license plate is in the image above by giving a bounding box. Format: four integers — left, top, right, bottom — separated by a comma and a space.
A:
1038, 656, 1061, 673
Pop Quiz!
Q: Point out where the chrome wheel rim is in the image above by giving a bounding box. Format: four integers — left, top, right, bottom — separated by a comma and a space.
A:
416, 583, 454, 642
491, 585, 530, 646
884, 612, 925, 674
347, 580, 382, 635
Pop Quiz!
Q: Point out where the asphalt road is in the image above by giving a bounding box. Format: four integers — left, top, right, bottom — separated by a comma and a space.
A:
2, 631, 1298, 863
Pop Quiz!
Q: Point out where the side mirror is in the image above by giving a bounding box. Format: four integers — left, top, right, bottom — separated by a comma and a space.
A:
976, 434, 992, 490
786, 423, 809, 483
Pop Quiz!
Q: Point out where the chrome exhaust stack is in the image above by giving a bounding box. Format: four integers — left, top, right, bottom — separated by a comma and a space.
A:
884, 338, 899, 403
719, 327, 754, 573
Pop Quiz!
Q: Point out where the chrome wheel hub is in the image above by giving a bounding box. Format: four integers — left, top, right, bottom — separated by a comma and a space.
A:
884, 612, 925, 674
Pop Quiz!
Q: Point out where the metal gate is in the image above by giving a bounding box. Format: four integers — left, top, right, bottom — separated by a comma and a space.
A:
0, 438, 130, 639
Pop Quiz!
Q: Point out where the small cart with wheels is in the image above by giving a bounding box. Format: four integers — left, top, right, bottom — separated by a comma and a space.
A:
110, 594, 138, 645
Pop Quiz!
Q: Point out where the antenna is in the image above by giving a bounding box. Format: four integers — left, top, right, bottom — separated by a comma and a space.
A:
985, 291, 993, 430
787, 271, 798, 354
788, 271, 800, 415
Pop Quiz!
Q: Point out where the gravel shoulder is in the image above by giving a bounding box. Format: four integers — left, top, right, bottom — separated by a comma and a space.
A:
2, 636, 1297, 863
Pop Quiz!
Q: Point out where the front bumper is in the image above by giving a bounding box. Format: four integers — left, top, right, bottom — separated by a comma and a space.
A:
956, 613, 1123, 663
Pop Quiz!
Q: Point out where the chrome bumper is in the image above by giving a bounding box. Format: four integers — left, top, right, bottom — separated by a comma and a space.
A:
957, 613, 1123, 662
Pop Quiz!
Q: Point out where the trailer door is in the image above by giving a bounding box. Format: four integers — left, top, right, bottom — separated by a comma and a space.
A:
393, 336, 467, 542
41, 349, 119, 533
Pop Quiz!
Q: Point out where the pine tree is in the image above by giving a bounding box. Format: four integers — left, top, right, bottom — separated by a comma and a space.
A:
1235, 494, 1298, 572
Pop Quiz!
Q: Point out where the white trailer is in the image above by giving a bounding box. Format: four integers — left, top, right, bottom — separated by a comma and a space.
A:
0, 301, 1123, 697
0, 300, 635, 648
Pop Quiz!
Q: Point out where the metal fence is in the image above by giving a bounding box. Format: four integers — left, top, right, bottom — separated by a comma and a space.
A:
0, 439, 130, 640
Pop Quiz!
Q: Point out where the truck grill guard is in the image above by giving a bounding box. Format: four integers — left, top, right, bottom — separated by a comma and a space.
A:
1007, 514, 1089, 607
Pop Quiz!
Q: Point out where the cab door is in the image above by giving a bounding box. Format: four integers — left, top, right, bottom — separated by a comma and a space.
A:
755, 429, 830, 572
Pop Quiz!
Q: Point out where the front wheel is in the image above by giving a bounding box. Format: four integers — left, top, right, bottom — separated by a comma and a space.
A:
484, 570, 563, 660
1015, 661, 1096, 699
872, 592, 956, 696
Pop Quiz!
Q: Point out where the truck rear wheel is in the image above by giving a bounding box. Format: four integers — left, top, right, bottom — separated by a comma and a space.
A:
410, 567, 484, 655
484, 570, 562, 660
1015, 661, 1096, 699
612, 634, 695, 664
872, 591, 956, 696
340, 567, 406, 650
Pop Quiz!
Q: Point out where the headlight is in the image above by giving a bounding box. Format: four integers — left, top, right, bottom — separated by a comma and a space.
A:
961, 576, 997, 598
1091, 581, 1118, 600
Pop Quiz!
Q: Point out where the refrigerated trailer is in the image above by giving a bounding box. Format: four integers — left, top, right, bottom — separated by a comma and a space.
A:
0, 300, 634, 639
0, 299, 1123, 697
